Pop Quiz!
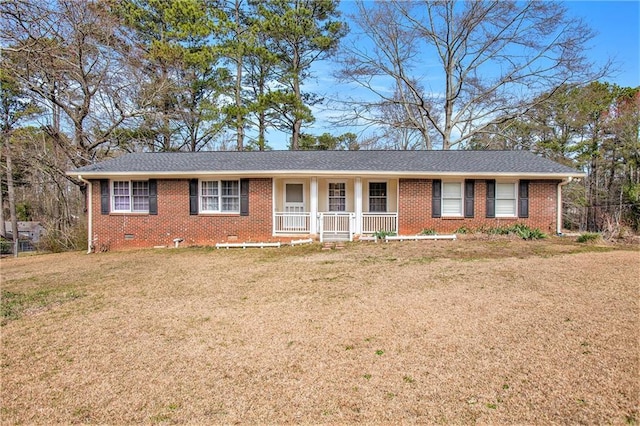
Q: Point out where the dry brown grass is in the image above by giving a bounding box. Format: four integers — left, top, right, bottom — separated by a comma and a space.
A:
1, 238, 638, 424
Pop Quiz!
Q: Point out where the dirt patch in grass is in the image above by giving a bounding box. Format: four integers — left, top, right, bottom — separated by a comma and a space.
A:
1, 238, 638, 424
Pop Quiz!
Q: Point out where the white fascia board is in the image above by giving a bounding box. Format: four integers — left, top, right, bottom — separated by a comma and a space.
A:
68, 170, 586, 180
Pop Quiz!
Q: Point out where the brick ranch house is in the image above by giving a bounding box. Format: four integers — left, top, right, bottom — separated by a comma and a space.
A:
67, 150, 584, 251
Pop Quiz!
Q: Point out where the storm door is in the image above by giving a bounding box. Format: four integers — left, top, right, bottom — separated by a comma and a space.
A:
284, 183, 305, 230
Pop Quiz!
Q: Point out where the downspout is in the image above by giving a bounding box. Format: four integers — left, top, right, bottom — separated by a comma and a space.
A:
557, 177, 573, 235
78, 175, 93, 254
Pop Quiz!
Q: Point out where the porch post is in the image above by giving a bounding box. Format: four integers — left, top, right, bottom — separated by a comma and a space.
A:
355, 177, 362, 235
310, 176, 318, 235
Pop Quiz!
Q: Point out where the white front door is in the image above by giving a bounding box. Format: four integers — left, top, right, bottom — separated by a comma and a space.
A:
284, 183, 305, 230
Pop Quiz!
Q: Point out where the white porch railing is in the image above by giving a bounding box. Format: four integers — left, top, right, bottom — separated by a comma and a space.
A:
362, 213, 398, 234
318, 212, 355, 242
274, 211, 398, 239
274, 212, 311, 234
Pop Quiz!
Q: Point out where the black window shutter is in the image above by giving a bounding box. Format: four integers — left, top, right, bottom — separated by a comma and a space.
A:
432, 179, 442, 218
148, 179, 158, 215
486, 180, 496, 218
100, 180, 110, 215
518, 180, 529, 218
189, 179, 198, 215
464, 179, 475, 218
240, 179, 249, 216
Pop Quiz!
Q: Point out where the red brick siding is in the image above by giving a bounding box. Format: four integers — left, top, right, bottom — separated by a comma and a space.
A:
90, 177, 560, 250
90, 178, 273, 250
398, 179, 559, 234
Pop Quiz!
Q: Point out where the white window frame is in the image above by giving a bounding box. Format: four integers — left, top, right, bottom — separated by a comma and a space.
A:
199, 180, 240, 213
328, 181, 347, 212
112, 180, 149, 213
441, 181, 463, 217
368, 181, 387, 212
496, 182, 517, 217
284, 181, 305, 206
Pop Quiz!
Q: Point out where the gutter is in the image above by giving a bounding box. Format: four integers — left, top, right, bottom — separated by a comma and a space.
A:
67, 170, 586, 180
557, 177, 573, 235
77, 175, 93, 254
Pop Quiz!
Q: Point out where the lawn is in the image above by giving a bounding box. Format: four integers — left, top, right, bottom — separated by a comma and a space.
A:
1, 238, 638, 424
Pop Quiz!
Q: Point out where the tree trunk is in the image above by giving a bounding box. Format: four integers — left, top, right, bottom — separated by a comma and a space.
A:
443, 44, 455, 150
292, 119, 301, 150
291, 48, 301, 150
587, 157, 599, 232
234, 0, 244, 152
257, 67, 267, 151
5, 143, 19, 257
161, 64, 172, 151
236, 68, 245, 151
258, 110, 266, 151
0, 179, 5, 239
0, 147, 5, 239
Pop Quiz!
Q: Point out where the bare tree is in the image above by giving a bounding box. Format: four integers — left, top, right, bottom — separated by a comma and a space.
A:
334, 0, 609, 149
12, 127, 86, 251
1, 63, 40, 255
470, 82, 640, 234
1, 0, 142, 176
375, 80, 441, 149
4, 146, 18, 257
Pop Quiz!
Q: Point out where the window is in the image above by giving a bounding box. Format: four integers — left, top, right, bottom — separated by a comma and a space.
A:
328, 182, 346, 211
496, 182, 517, 217
131, 181, 149, 211
369, 182, 387, 212
286, 183, 304, 204
442, 182, 463, 216
112, 181, 149, 212
201, 181, 219, 211
200, 180, 239, 213
221, 181, 240, 211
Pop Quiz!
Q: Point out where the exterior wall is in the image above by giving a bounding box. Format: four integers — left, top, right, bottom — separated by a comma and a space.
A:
317, 178, 355, 212
274, 178, 310, 211
90, 176, 561, 251
398, 179, 559, 234
362, 178, 398, 213
275, 177, 399, 213
90, 178, 273, 250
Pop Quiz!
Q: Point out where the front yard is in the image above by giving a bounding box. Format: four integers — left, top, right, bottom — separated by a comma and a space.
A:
1, 238, 638, 424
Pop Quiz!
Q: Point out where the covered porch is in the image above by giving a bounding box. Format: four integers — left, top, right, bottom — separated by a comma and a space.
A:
272, 177, 399, 241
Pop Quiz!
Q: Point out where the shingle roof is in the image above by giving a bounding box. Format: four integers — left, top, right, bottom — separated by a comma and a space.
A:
69, 150, 582, 177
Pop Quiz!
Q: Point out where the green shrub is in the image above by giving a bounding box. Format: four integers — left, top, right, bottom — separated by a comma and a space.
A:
454, 226, 473, 234
481, 224, 546, 240
508, 223, 547, 240
576, 232, 601, 243
523, 227, 546, 240
485, 226, 510, 235
373, 229, 396, 239
419, 228, 437, 235
0, 238, 12, 255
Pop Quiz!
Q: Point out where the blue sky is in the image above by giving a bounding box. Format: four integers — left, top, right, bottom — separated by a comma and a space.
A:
266, 1, 640, 150
563, 0, 639, 88
332, 0, 639, 87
